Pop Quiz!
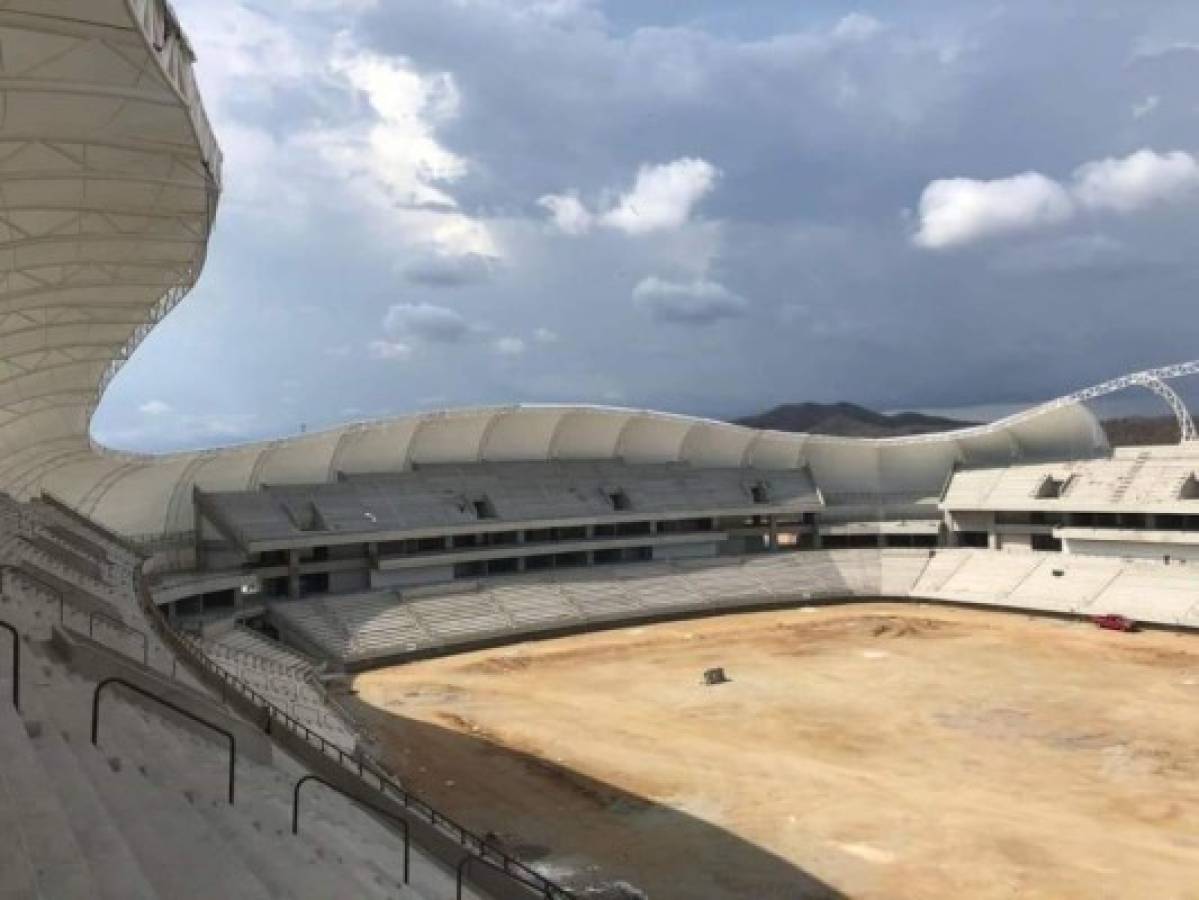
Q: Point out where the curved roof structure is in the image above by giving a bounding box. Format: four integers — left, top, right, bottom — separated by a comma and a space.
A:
0, 1, 1117, 542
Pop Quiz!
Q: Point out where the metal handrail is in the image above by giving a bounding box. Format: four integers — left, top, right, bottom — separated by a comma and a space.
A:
292, 774, 409, 883
0, 619, 18, 710
132, 568, 572, 898
91, 676, 236, 804
88, 610, 149, 666
459, 853, 552, 900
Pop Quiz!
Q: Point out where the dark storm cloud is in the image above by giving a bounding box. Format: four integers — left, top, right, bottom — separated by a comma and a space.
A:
402, 252, 498, 287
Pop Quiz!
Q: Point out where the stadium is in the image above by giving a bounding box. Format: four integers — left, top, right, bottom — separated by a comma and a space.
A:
2, 3, 1199, 899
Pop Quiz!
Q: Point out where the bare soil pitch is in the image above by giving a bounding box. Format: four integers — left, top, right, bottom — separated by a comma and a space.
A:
347, 604, 1199, 899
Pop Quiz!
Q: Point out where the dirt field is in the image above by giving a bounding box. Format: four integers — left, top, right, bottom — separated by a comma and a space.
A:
346, 604, 1199, 899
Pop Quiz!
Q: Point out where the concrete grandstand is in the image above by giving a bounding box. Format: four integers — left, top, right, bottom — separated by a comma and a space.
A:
2, 2, 1199, 899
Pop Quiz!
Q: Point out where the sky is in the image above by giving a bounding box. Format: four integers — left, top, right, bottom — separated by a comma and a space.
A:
91, 0, 1199, 451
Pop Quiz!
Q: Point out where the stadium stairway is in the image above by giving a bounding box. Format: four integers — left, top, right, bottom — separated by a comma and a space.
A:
0, 640, 450, 900
0, 493, 557, 900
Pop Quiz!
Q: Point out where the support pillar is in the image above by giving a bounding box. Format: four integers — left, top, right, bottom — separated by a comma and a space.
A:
768, 515, 779, 551
287, 549, 300, 599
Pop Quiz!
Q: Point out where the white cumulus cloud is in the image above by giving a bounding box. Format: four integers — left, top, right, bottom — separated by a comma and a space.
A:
303, 39, 497, 258
632, 276, 748, 324
601, 158, 721, 235
912, 172, 1073, 249
1071, 149, 1199, 213
537, 192, 593, 235
533, 327, 559, 344
913, 148, 1199, 249
541, 157, 720, 236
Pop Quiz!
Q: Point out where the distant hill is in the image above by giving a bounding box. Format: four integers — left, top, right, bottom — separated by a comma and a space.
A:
735, 403, 1184, 447
1101, 415, 1180, 447
734, 402, 977, 437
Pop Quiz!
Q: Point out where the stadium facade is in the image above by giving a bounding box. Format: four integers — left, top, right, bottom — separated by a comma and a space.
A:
2, 3, 1199, 899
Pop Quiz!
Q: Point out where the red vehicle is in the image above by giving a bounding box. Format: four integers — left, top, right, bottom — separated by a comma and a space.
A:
1092, 613, 1137, 633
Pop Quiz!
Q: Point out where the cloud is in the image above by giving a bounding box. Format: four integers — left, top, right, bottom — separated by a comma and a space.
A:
913, 149, 1199, 249
493, 336, 526, 356
832, 13, 885, 42
1131, 95, 1159, 119
383, 302, 471, 342
541, 157, 720, 236
600, 158, 721, 235
1072, 149, 1199, 213
368, 339, 412, 359
537, 192, 593, 235
301, 39, 497, 257
138, 400, 173, 416
632, 276, 749, 324
533, 327, 559, 344
402, 252, 497, 286
912, 172, 1073, 249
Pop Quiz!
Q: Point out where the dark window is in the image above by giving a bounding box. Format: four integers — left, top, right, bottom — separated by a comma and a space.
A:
750, 482, 769, 504
608, 489, 632, 511
1031, 533, 1062, 551
1035, 475, 1071, 499
1181, 474, 1199, 500
957, 530, 988, 548
472, 497, 497, 519
486, 557, 519, 575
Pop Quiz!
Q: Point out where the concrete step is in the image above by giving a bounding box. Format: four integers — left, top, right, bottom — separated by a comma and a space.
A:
18, 684, 157, 900
37, 665, 276, 900
0, 695, 99, 900
140, 709, 391, 900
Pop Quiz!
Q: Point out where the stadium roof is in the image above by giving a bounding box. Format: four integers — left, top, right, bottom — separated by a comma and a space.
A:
0, 1, 1113, 541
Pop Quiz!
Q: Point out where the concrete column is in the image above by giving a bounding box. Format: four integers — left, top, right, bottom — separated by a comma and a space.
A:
193, 495, 206, 571
287, 549, 300, 599
988, 531, 1000, 550
811, 518, 823, 549
768, 515, 779, 551
876, 531, 886, 549
367, 541, 379, 567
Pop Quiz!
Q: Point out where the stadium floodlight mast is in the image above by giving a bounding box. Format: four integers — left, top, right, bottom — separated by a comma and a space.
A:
881, 359, 1199, 445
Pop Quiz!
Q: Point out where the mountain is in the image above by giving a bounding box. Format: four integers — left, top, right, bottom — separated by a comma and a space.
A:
735, 403, 1185, 447
733, 402, 977, 437
1101, 415, 1180, 447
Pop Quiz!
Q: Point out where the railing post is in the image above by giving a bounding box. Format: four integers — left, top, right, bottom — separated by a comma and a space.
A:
0, 620, 19, 710
292, 774, 410, 883
91, 676, 236, 804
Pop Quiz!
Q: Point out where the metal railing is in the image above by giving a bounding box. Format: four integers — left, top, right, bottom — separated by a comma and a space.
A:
460, 855, 553, 900
292, 774, 409, 883
88, 610, 149, 666
92, 676, 236, 804
0, 619, 18, 710
134, 569, 572, 898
